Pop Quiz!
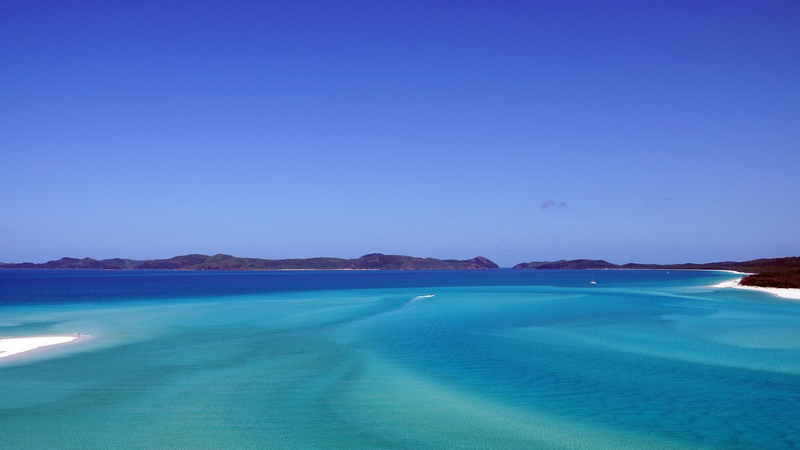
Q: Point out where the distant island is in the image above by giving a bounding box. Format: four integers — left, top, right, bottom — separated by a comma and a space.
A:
513, 257, 800, 289
2, 254, 799, 289
0, 253, 499, 271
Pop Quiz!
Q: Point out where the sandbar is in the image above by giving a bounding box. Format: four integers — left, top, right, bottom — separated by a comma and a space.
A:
712, 279, 800, 301
0, 335, 80, 359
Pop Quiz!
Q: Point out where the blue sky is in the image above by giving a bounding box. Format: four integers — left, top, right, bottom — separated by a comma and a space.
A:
2, 1, 798, 266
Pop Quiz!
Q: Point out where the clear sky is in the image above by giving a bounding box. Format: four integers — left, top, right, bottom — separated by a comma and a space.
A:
2, 1, 799, 267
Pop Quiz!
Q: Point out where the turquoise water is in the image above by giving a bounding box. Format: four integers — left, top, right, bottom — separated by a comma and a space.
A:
1, 269, 799, 449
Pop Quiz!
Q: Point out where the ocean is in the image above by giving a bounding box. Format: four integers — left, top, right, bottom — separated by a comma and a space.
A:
1, 269, 799, 449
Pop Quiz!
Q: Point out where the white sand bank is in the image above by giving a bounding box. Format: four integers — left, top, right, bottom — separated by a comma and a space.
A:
712, 279, 800, 300
0, 335, 80, 359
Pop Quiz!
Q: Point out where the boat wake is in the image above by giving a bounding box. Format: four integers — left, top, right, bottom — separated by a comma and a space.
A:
407, 294, 435, 305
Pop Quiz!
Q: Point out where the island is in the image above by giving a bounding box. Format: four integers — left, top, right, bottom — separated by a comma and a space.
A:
0, 253, 500, 271
513, 257, 800, 289
3, 254, 799, 289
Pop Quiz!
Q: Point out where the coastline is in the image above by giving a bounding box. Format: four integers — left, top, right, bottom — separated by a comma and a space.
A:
712, 278, 800, 301
0, 335, 81, 359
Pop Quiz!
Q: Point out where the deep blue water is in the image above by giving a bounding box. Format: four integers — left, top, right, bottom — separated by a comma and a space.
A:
1, 269, 799, 449
0, 268, 712, 304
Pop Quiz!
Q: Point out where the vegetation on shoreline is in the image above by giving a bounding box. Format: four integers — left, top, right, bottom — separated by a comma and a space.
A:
740, 269, 800, 289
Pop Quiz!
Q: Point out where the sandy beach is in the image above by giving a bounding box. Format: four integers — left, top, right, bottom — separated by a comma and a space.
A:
712, 279, 800, 300
0, 335, 80, 359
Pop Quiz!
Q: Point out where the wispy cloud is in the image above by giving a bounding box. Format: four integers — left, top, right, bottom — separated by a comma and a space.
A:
541, 200, 569, 209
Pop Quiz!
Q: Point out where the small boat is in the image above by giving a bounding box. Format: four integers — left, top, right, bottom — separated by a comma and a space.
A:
590, 275, 596, 285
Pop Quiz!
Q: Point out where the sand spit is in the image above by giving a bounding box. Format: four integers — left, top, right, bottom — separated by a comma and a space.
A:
712, 279, 800, 301
0, 335, 81, 359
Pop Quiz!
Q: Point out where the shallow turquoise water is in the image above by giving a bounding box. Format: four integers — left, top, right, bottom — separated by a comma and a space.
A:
1, 270, 799, 449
